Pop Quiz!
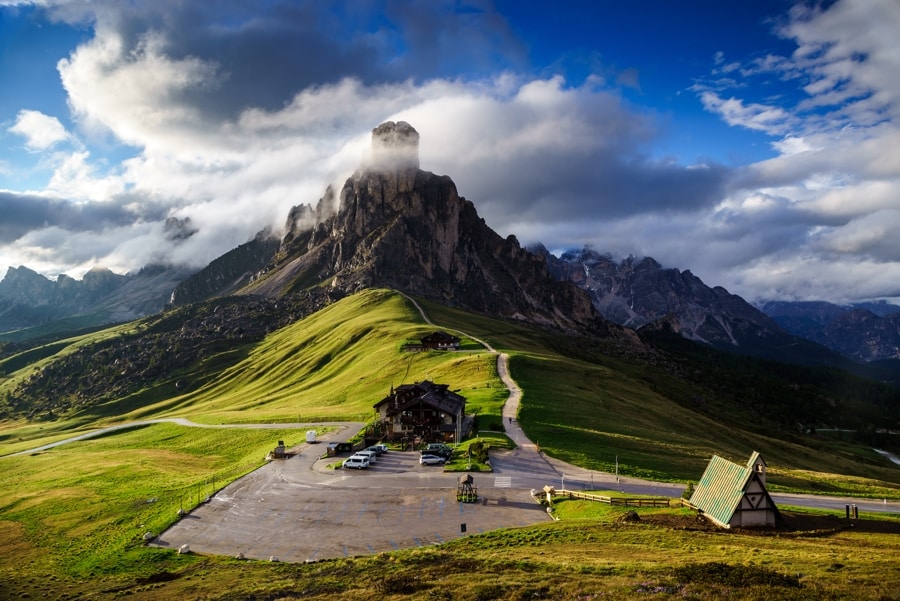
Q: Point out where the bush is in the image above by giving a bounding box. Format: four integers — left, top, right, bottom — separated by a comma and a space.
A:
467, 440, 488, 464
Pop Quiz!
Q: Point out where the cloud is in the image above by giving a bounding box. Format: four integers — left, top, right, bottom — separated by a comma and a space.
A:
46, 0, 524, 138
698, 92, 794, 135
5, 47, 733, 278
814, 209, 900, 261
0, 189, 163, 242
8, 110, 72, 150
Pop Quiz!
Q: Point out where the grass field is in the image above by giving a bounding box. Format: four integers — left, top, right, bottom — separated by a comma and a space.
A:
4, 498, 898, 600
1, 289, 899, 599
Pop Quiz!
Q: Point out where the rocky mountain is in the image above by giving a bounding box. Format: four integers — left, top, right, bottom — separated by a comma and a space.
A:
540, 247, 777, 340
183, 121, 617, 336
538, 246, 849, 366
760, 300, 900, 362
170, 230, 280, 306
0, 264, 191, 335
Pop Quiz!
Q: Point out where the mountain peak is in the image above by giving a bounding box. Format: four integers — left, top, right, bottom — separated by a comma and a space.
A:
369, 120, 420, 173
220, 122, 615, 334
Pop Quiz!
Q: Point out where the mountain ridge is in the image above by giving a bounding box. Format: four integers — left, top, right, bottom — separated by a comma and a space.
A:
537, 245, 900, 367
0, 263, 191, 335
760, 300, 900, 362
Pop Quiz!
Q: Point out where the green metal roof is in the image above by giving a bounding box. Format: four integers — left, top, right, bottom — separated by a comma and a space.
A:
689, 454, 755, 528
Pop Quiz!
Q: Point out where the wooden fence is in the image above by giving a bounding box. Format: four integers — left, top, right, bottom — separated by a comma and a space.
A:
550, 489, 673, 507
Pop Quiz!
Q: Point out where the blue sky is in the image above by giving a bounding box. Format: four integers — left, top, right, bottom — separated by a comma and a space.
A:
1, 0, 899, 304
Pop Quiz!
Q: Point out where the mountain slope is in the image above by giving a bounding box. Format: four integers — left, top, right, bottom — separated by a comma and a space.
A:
3, 289, 898, 486
761, 300, 900, 362
170, 230, 280, 305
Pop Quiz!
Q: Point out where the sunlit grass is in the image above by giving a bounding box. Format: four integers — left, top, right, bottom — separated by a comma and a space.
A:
0, 423, 304, 581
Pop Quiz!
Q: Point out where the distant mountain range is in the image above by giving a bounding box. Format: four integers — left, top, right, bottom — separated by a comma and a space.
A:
2, 121, 898, 371
760, 300, 900, 362
539, 246, 900, 365
0, 263, 190, 337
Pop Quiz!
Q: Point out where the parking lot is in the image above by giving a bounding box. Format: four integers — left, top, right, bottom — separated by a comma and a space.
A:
154, 442, 551, 563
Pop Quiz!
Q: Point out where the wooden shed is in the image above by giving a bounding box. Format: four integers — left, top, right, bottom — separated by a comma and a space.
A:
689, 452, 780, 528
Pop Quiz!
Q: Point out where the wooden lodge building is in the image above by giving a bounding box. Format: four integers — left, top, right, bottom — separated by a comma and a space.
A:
374, 380, 466, 443
689, 452, 780, 528
404, 331, 461, 352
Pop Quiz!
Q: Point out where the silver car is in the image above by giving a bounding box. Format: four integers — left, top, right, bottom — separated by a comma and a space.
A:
342, 455, 370, 469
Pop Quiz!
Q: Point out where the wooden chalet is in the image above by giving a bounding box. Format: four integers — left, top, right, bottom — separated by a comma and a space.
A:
374, 380, 466, 443
421, 331, 460, 350
689, 452, 780, 528
403, 331, 462, 352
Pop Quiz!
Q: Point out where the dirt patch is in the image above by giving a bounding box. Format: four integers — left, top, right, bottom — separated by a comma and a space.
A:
640, 509, 900, 536
778, 510, 900, 535
640, 512, 718, 531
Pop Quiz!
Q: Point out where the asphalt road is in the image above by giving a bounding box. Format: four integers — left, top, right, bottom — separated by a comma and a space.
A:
153, 425, 553, 562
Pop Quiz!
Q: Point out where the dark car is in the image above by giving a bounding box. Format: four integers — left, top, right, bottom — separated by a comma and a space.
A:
421, 443, 453, 459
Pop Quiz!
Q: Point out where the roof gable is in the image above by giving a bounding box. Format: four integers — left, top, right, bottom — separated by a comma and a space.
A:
689, 455, 755, 527
374, 380, 465, 415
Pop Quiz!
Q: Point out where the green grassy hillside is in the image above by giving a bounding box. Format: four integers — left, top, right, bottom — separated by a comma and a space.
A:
156, 290, 502, 425
0, 288, 898, 599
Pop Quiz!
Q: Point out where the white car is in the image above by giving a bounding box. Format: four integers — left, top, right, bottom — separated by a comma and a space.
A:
419, 454, 445, 466
342, 455, 370, 469
356, 449, 377, 463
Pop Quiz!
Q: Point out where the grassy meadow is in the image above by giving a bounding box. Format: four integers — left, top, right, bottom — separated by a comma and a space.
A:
0, 288, 898, 599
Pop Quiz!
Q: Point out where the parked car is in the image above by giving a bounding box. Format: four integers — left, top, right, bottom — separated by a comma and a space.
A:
342, 455, 370, 469
421, 443, 453, 459
366, 445, 386, 456
373, 444, 389, 454
419, 454, 446, 466
356, 449, 377, 463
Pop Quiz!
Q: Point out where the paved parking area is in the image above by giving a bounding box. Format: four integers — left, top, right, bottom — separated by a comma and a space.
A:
154, 444, 550, 562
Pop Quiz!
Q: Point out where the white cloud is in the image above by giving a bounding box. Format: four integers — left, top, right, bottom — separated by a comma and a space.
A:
8, 110, 71, 150
699, 92, 794, 135
814, 209, 900, 258
58, 25, 223, 154
676, 0, 900, 303
0, 69, 731, 281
